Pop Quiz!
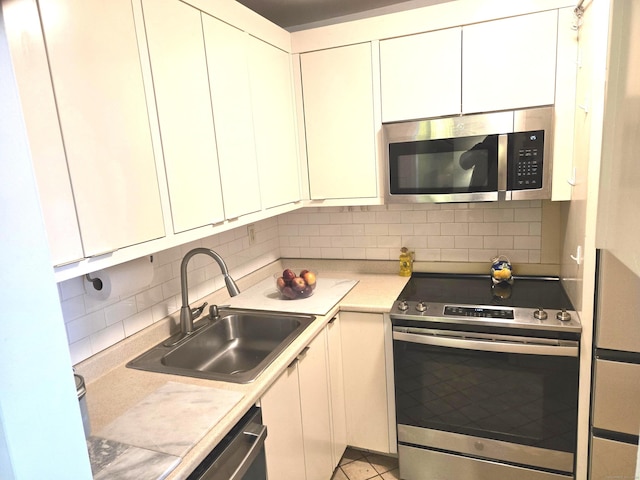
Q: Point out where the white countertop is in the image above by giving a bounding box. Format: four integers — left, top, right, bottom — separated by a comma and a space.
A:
77, 266, 409, 479
226, 276, 359, 315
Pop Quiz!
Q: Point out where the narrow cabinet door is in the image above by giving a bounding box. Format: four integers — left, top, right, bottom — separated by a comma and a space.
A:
247, 36, 301, 210
202, 15, 262, 219
298, 330, 334, 480
39, 0, 165, 256
300, 43, 377, 200
261, 363, 307, 480
327, 316, 347, 466
141, 0, 224, 233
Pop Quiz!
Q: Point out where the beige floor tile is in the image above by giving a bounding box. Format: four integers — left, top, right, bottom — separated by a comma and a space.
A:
340, 447, 366, 465
340, 459, 380, 480
366, 453, 398, 474
381, 468, 400, 480
331, 467, 349, 480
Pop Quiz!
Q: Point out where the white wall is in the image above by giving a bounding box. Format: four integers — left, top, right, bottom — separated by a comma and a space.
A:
0, 5, 91, 477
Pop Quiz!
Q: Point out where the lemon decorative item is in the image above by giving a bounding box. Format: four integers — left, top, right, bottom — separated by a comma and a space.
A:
491, 256, 513, 285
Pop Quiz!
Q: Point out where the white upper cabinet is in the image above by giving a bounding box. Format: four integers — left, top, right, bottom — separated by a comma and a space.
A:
380, 28, 462, 122
462, 10, 559, 114
202, 15, 262, 219
142, 0, 224, 233
247, 36, 301, 210
300, 43, 378, 200
5, 0, 84, 266
38, 0, 165, 257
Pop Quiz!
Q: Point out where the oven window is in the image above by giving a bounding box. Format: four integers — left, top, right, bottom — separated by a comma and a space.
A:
388, 134, 498, 194
393, 340, 578, 453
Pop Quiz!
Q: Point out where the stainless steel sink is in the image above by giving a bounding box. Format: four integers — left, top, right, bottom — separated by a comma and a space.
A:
127, 309, 315, 383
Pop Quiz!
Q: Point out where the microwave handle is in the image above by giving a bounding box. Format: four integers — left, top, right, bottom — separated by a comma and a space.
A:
497, 134, 508, 200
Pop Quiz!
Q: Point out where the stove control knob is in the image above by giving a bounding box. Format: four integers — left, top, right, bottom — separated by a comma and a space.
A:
533, 308, 548, 320
415, 302, 427, 312
397, 300, 409, 312
556, 309, 572, 322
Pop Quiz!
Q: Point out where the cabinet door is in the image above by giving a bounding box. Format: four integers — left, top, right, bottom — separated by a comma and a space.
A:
301, 43, 377, 200
5, 0, 84, 266
247, 36, 301, 210
261, 363, 307, 480
462, 10, 558, 114
340, 311, 392, 453
298, 330, 334, 480
142, 0, 224, 233
39, 0, 164, 256
380, 28, 462, 122
202, 15, 261, 219
327, 316, 347, 466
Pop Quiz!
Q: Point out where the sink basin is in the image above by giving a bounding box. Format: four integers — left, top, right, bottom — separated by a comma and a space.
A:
127, 309, 315, 383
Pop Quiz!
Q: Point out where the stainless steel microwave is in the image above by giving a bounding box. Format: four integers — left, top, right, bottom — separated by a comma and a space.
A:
383, 107, 554, 203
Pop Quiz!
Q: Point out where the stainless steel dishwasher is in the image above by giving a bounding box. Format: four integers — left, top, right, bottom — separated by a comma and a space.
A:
187, 406, 267, 480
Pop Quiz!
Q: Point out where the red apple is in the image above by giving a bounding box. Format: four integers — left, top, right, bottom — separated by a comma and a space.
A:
282, 268, 296, 282
291, 277, 307, 293
276, 276, 286, 292
299, 285, 313, 298
281, 286, 297, 299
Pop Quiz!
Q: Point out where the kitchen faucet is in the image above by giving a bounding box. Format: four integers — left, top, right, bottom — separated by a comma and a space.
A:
166, 247, 240, 346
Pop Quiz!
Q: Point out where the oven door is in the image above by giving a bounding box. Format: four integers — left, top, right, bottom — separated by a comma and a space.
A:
393, 326, 579, 474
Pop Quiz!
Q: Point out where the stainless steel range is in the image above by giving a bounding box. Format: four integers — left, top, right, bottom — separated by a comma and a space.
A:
390, 273, 581, 480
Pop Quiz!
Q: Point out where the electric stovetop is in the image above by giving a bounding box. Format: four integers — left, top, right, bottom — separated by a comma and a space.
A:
391, 273, 581, 333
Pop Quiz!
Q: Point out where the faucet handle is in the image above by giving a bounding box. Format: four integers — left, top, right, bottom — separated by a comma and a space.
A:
191, 302, 208, 320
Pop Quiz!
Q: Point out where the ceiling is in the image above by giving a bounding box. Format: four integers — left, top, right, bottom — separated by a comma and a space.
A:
235, 0, 455, 30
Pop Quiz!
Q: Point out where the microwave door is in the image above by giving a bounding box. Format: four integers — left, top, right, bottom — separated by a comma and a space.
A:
387, 134, 499, 203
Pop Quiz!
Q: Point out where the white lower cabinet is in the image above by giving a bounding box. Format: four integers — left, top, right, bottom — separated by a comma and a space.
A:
262, 323, 345, 480
340, 311, 394, 454
261, 359, 307, 480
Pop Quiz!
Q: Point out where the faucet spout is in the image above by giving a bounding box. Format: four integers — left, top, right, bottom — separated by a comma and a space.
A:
178, 247, 240, 337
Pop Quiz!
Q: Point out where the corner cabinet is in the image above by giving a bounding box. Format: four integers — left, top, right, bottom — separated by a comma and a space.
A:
300, 43, 379, 202
340, 311, 396, 454
248, 37, 302, 210
36, 0, 165, 258
261, 321, 346, 480
202, 15, 262, 219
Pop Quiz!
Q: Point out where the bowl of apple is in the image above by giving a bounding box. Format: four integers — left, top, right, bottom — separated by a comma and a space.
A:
274, 268, 317, 300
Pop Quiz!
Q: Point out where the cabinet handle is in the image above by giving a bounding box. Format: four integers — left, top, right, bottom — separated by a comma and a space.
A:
287, 358, 298, 369
297, 346, 310, 361
328, 316, 337, 325
87, 248, 119, 258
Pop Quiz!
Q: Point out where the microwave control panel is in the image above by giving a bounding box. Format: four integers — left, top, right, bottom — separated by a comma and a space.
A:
508, 130, 545, 190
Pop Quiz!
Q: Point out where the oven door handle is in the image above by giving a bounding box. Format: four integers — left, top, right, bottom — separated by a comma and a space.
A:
392, 330, 578, 357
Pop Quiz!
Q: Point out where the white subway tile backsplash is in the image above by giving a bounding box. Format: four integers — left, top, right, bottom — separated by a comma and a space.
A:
499, 222, 531, 236
441, 223, 469, 236
104, 297, 137, 326
65, 201, 549, 365
428, 209, 455, 223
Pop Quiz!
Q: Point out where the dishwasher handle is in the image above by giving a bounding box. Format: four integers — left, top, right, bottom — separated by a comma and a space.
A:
228, 424, 267, 480
188, 407, 268, 480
